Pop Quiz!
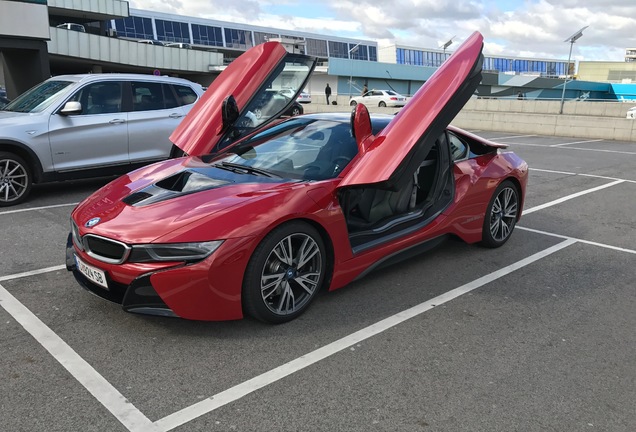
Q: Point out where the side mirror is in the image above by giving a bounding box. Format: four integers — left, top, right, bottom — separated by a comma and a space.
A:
221, 95, 239, 131
60, 101, 82, 115
350, 103, 373, 153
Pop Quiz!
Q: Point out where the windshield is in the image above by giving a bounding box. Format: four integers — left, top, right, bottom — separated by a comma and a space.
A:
217, 118, 359, 180
3, 80, 74, 113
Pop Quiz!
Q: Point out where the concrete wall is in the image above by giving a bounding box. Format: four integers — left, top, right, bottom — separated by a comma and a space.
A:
304, 98, 636, 142
48, 28, 224, 73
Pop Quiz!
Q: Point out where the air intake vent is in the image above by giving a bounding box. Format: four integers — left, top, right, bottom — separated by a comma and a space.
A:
122, 192, 153, 205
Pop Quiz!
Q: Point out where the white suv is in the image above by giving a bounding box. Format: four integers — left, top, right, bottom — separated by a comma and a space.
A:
0, 74, 204, 206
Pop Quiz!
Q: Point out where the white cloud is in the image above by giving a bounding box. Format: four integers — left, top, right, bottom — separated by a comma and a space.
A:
129, 0, 636, 61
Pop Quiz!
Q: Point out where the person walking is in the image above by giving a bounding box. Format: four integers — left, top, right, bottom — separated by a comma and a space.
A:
325, 83, 332, 105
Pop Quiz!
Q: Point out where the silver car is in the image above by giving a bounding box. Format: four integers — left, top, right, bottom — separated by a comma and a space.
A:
0, 73, 204, 206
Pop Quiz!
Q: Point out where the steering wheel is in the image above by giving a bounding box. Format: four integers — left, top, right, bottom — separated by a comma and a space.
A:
331, 156, 352, 176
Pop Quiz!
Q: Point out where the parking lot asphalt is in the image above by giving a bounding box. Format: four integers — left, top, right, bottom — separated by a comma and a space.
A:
1, 131, 635, 432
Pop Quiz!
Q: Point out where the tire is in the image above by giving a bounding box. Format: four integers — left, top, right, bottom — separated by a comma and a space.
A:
0, 151, 32, 207
379, 101, 387, 107
350, 100, 357, 107
481, 180, 519, 248
290, 106, 302, 116
242, 221, 327, 323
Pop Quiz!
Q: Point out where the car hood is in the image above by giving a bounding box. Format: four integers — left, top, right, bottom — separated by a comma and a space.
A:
0, 110, 40, 124
72, 158, 298, 244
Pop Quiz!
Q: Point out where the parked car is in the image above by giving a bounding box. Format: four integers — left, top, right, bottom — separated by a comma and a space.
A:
138, 39, 164, 46
65, 34, 528, 324
247, 89, 303, 123
350, 89, 407, 107
280, 88, 311, 103
56, 23, 86, 32
166, 42, 192, 49
0, 96, 9, 109
0, 73, 204, 206
626, 106, 636, 119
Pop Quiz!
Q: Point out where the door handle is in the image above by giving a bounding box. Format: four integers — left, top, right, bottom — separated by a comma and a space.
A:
109, 119, 126, 124
169, 113, 184, 119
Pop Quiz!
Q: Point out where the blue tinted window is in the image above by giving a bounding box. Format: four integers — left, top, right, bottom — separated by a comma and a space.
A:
155, 19, 190, 43
191, 24, 223, 47
113, 16, 153, 39
224, 28, 253, 49
328, 41, 348, 59
368, 46, 377, 62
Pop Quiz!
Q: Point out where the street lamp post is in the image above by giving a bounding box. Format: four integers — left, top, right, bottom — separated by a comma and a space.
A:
559, 26, 588, 115
348, 43, 361, 98
440, 36, 455, 66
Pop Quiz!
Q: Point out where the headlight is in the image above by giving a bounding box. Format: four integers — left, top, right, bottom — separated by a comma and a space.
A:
128, 241, 223, 263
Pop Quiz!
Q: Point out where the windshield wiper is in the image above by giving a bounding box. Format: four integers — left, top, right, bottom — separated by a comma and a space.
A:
215, 162, 279, 178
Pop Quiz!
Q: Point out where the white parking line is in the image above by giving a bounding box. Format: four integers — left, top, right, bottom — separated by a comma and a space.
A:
500, 141, 636, 155
0, 282, 160, 432
493, 134, 536, 140
531, 168, 636, 184
550, 139, 604, 147
154, 239, 576, 432
518, 226, 636, 255
523, 180, 624, 215
560, 146, 636, 155
0, 202, 78, 216
0, 265, 66, 282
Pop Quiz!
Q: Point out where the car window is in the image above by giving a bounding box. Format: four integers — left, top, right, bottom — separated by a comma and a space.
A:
131, 82, 165, 111
162, 84, 178, 109
372, 91, 383, 96
448, 132, 469, 161
70, 82, 123, 115
173, 85, 198, 106
3, 80, 73, 113
223, 118, 358, 180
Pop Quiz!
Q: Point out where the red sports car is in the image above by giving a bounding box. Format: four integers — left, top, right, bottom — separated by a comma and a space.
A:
66, 32, 528, 323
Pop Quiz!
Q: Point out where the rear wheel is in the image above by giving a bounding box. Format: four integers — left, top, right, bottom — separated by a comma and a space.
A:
243, 221, 326, 323
0, 152, 32, 207
290, 105, 302, 116
379, 101, 387, 107
481, 180, 519, 248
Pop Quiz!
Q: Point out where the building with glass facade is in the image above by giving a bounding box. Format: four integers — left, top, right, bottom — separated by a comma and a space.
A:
379, 44, 571, 78
108, 10, 378, 63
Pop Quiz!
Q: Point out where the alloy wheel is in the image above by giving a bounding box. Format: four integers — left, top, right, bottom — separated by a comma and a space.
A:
489, 186, 518, 242
260, 232, 323, 316
0, 156, 30, 205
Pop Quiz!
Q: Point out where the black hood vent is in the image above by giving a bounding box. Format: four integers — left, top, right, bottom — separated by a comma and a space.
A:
123, 170, 231, 207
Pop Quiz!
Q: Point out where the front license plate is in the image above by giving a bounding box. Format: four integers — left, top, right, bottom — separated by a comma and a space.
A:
75, 255, 108, 289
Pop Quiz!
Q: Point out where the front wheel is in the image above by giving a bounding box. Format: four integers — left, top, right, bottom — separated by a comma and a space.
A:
481, 180, 519, 248
0, 152, 32, 207
243, 221, 326, 323
379, 101, 387, 107
350, 100, 357, 107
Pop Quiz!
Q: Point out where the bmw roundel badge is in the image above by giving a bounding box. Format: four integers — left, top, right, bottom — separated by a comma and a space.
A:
85, 217, 101, 228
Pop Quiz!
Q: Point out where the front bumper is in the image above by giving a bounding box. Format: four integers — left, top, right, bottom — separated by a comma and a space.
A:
66, 234, 177, 317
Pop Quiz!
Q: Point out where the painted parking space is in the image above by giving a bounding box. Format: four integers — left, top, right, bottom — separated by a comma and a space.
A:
1, 133, 635, 431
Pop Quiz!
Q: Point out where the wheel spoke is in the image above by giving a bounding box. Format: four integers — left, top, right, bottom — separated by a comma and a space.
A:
261, 273, 285, 299
297, 237, 319, 269
295, 272, 319, 295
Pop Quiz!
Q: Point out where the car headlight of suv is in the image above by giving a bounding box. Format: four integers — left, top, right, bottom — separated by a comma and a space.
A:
128, 241, 224, 263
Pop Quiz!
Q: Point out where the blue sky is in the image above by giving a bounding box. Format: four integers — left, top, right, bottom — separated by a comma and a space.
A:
130, 0, 635, 61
